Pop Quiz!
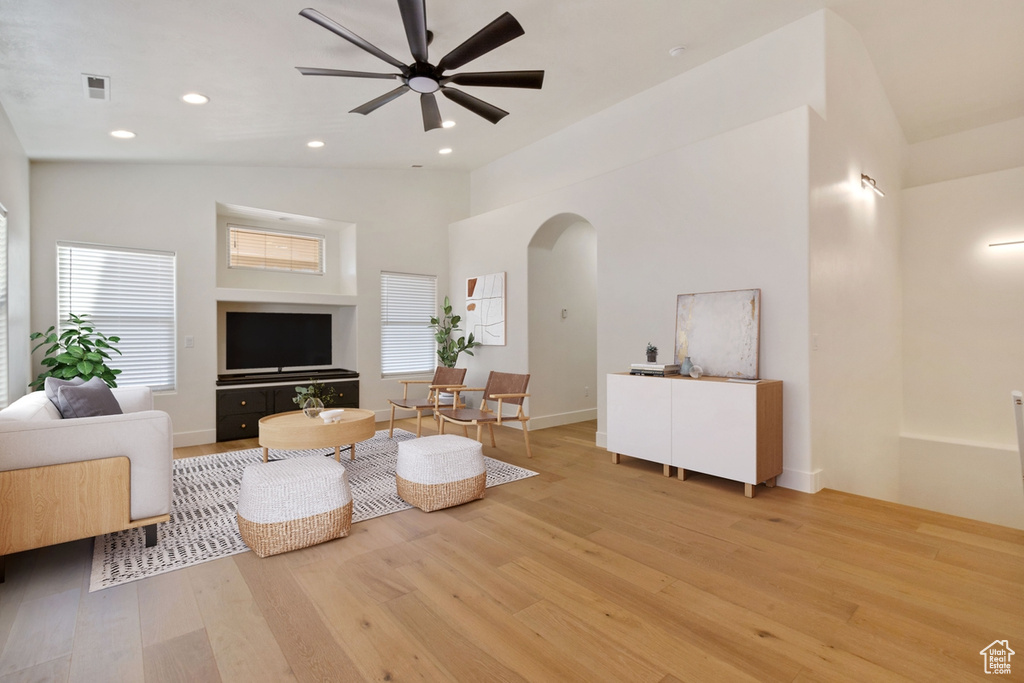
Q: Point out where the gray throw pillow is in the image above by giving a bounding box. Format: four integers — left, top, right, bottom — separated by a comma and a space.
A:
56, 377, 123, 419
44, 376, 85, 411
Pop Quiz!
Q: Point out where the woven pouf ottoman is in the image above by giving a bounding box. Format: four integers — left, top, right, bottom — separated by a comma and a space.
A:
237, 455, 352, 558
396, 434, 486, 512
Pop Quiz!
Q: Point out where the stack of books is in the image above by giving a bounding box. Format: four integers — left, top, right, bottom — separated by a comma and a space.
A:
629, 363, 681, 377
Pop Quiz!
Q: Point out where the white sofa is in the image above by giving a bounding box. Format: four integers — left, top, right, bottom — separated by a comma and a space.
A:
0, 385, 173, 580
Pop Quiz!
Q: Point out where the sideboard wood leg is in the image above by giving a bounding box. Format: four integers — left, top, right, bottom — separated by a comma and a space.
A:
144, 524, 158, 547
766, 477, 777, 488
677, 468, 689, 481
611, 452, 621, 465
744, 483, 755, 498
662, 464, 672, 477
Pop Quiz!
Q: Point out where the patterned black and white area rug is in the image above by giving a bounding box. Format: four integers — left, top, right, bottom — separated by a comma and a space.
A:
90, 429, 537, 591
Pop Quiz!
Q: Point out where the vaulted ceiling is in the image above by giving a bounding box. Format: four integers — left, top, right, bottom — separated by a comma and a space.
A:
1, 0, 1021, 171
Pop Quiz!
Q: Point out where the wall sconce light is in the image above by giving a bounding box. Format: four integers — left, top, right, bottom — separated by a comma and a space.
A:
861, 174, 884, 197
989, 240, 1024, 247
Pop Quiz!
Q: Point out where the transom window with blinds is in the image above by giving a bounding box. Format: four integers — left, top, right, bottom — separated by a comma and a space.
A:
228, 224, 324, 274
380, 271, 437, 377
58, 243, 176, 391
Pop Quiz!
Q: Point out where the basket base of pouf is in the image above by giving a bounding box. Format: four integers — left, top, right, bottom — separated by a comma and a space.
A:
397, 472, 485, 512
238, 500, 352, 558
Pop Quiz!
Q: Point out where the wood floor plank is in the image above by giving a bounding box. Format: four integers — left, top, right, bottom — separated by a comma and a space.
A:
500, 557, 760, 682
0, 588, 79, 677
291, 557, 452, 682
142, 628, 222, 683
137, 568, 206, 647
514, 599, 666, 683
384, 591, 529, 683
396, 554, 593, 683
825, 604, 992, 681
411, 531, 539, 614
0, 655, 70, 683
187, 558, 296, 683
231, 551, 363, 682
19, 541, 90, 604
68, 582, 144, 683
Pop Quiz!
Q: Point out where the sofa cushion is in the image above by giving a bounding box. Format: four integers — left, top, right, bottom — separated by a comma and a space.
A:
44, 376, 85, 411
0, 391, 62, 422
56, 377, 123, 419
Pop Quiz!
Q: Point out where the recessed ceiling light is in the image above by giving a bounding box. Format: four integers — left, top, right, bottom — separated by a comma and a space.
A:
441, 120, 456, 129
110, 130, 136, 139
307, 140, 325, 148
669, 45, 686, 57
182, 93, 209, 105
438, 148, 453, 155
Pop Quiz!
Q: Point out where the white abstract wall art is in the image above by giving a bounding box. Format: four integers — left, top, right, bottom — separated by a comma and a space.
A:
675, 289, 761, 379
466, 272, 506, 345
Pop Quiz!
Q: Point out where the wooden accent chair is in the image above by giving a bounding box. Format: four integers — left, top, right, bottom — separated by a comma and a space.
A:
435, 371, 532, 458
387, 366, 467, 437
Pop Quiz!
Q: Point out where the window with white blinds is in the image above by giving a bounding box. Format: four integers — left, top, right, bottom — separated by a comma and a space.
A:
380, 271, 437, 377
228, 224, 324, 274
58, 243, 176, 391
0, 206, 8, 408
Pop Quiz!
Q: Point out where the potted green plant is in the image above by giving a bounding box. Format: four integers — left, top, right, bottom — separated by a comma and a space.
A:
430, 296, 481, 368
292, 379, 339, 418
646, 342, 658, 363
29, 313, 123, 390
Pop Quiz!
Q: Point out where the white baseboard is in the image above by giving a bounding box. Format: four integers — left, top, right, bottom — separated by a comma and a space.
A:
173, 429, 217, 448
528, 408, 597, 432
777, 468, 822, 493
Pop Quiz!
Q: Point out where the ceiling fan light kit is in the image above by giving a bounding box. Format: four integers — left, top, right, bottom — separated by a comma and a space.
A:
295, 2, 544, 132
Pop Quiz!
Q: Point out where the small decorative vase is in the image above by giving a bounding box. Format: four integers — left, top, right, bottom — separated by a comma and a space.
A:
302, 397, 324, 418
647, 351, 657, 363
679, 356, 693, 376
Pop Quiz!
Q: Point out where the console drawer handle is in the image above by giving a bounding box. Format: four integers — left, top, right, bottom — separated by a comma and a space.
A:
241, 423, 246, 429
240, 400, 246, 406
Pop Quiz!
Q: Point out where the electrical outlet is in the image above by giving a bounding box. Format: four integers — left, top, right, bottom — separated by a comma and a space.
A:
184, 335, 194, 349
584, 386, 589, 397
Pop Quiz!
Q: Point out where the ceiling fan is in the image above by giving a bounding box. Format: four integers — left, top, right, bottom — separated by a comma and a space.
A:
295, 2, 544, 131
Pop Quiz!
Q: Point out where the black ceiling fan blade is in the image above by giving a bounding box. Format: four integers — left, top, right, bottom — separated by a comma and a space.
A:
299, 8, 408, 71
397, 0, 429, 63
420, 93, 443, 131
441, 70, 544, 89
296, 67, 401, 80
436, 12, 525, 73
440, 87, 509, 124
350, 85, 411, 115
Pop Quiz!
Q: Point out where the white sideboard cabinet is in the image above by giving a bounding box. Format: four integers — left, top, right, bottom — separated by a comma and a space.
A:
606, 373, 783, 497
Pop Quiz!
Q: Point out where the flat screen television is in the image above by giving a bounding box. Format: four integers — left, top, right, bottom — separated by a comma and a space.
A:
226, 312, 332, 371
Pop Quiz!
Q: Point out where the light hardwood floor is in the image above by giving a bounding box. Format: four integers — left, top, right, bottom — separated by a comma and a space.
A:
1, 418, 1022, 682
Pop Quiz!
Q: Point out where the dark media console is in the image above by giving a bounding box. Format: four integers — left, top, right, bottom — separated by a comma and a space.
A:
215, 368, 359, 442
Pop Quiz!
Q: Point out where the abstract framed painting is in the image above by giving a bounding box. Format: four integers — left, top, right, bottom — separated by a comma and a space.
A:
466, 272, 506, 345
675, 288, 760, 379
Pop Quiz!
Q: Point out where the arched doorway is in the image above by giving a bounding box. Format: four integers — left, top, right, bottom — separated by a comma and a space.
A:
527, 214, 597, 429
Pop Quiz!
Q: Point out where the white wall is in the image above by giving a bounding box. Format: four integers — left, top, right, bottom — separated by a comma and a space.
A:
806, 13, 906, 500
901, 165, 1024, 528
470, 11, 827, 214
528, 218, 597, 429
451, 108, 814, 490
905, 115, 1024, 189
0, 102, 31, 404
29, 162, 469, 445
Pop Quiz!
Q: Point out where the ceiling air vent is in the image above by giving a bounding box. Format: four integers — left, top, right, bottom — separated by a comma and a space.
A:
82, 74, 110, 101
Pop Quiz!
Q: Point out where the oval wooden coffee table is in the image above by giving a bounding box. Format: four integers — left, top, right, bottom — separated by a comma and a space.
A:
258, 409, 376, 463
